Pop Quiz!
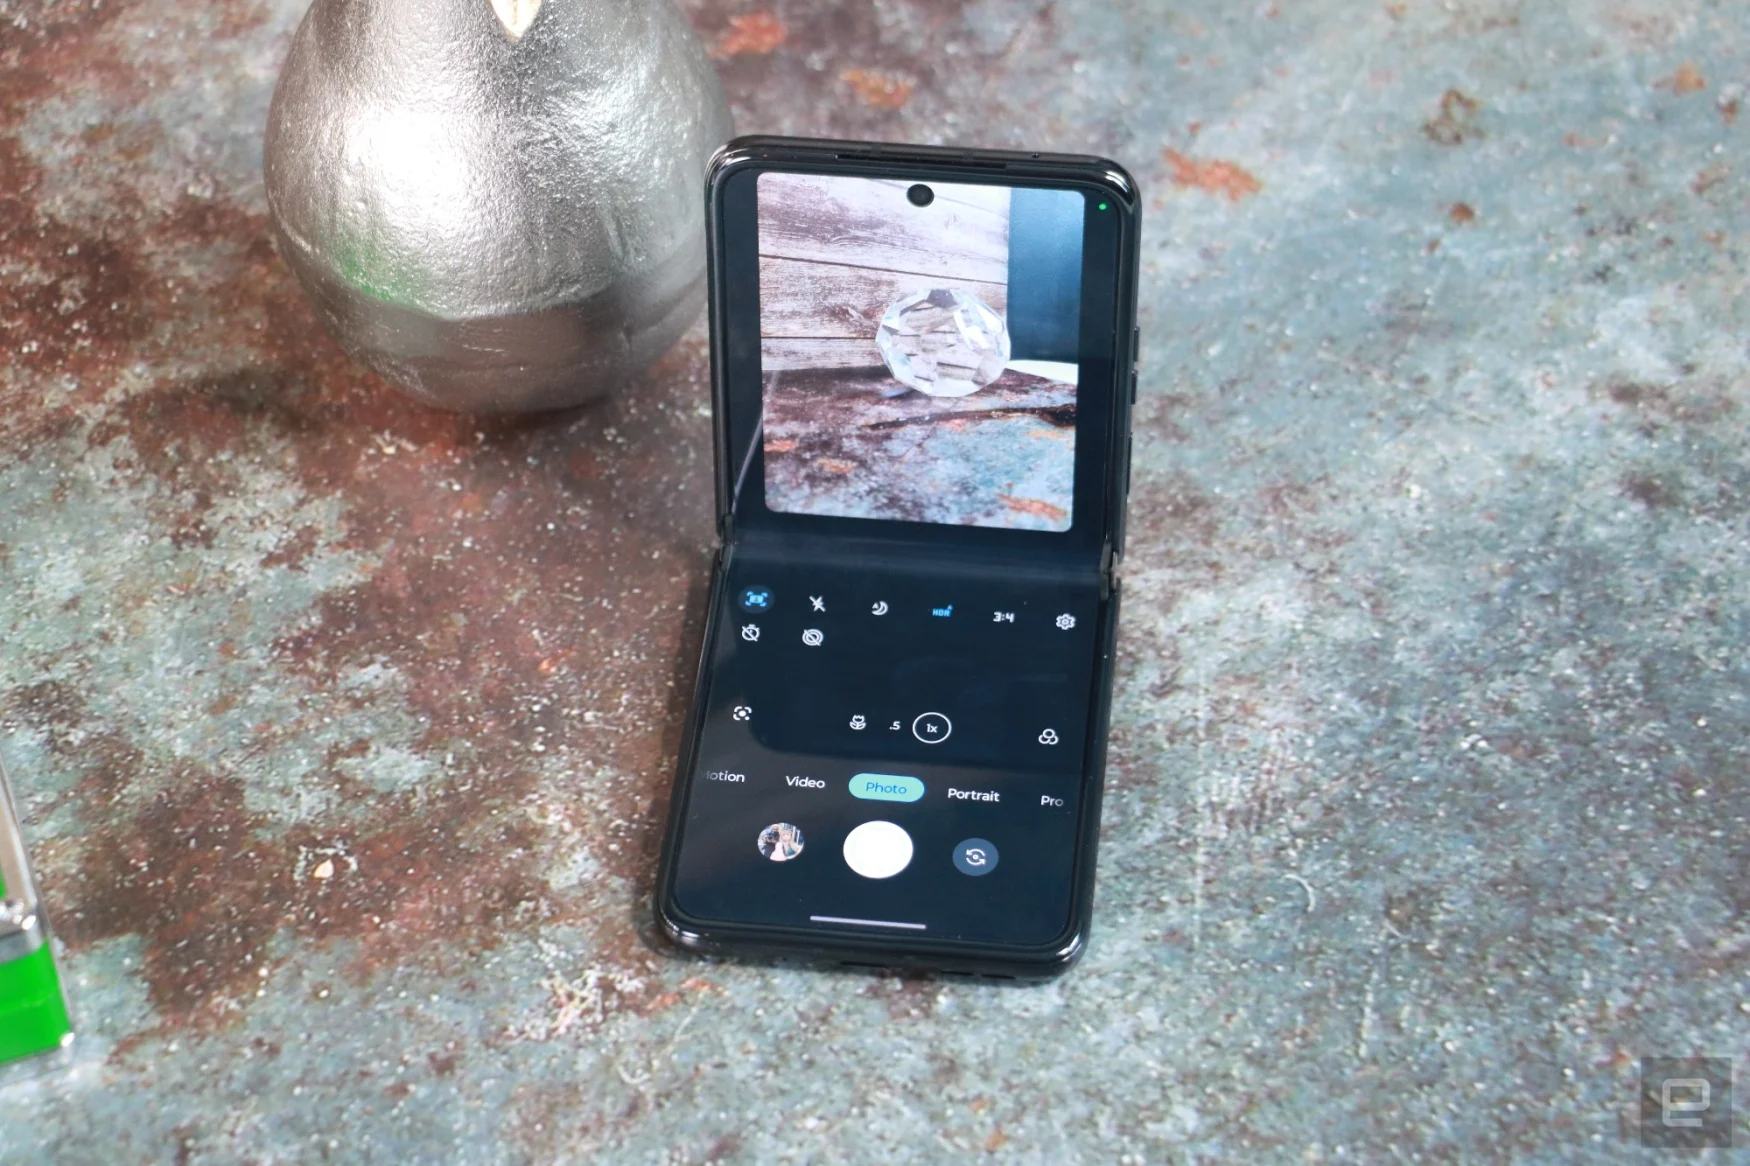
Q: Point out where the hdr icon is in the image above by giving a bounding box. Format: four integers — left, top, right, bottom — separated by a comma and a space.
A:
1640, 1058, 1733, 1148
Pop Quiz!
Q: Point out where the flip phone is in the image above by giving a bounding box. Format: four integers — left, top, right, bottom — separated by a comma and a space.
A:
655, 137, 1141, 977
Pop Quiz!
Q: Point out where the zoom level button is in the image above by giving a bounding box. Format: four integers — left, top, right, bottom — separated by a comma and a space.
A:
911, 712, 952, 744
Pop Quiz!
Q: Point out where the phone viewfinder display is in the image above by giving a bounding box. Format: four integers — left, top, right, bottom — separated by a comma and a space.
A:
757, 174, 1085, 532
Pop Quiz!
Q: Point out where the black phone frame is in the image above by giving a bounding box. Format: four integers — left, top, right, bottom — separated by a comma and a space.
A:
654, 136, 1142, 978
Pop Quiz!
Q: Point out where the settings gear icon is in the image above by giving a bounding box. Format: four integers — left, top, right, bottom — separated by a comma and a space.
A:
1054, 613, 1076, 630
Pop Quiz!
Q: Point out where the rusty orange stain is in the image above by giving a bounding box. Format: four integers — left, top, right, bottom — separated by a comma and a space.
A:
1163, 149, 1262, 201
1424, 89, 1482, 146
1000, 496, 1070, 523
1721, 98, 1740, 124
1692, 164, 1728, 195
840, 69, 915, 110
1656, 61, 1707, 95
712, 11, 787, 58
765, 438, 798, 453
817, 457, 858, 474
1448, 202, 1477, 225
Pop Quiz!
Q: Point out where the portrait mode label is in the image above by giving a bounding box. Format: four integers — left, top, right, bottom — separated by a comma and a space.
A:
947, 787, 999, 803
849, 774, 925, 803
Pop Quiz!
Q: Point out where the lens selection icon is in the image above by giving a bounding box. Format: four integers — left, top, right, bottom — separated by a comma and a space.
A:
1055, 613, 1076, 630
1038, 728, 1059, 745
801, 628, 824, 647
757, 822, 805, 862
741, 624, 761, 642
912, 712, 952, 744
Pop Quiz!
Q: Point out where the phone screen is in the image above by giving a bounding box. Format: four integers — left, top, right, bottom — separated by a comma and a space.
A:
664, 156, 1129, 961
756, 174, 1086, 533
668, 555, 1101, 947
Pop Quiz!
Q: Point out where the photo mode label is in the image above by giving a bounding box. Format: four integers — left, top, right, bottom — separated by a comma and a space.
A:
849, 774, 925, 803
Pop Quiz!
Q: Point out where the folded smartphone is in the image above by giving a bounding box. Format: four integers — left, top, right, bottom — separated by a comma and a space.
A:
655, 136, 1140, 978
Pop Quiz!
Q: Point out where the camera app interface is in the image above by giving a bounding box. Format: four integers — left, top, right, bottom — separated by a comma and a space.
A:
670, 557, 1103, 947
756, 173, 1085, 532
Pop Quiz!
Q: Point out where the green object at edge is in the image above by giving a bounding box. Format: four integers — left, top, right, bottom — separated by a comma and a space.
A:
0, 943, 71, 1065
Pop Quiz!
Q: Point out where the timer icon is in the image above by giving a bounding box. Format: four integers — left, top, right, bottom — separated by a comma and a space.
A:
1054, 613, 1076, 631
741, 624, 761, 642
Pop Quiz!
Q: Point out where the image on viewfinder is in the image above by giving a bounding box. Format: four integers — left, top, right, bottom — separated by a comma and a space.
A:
756, 172, 1084, 532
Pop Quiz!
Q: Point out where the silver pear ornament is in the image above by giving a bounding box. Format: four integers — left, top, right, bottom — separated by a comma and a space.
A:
264, 0, 732, 413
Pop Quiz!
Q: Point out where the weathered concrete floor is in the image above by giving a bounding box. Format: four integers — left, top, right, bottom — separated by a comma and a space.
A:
1, 0, 1747, 1159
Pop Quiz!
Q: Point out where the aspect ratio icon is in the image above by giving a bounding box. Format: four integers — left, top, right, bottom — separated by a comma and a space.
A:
740, 623, 761, 642
739, 586, 773, 612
